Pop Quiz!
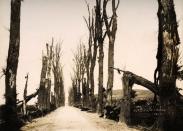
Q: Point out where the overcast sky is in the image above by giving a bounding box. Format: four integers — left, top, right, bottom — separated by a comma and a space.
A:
0, 0, 183, 104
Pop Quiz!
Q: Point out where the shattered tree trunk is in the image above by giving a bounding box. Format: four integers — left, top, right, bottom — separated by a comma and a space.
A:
119, 71, 159, 124
45, 43, 53, 111
38, 56, 48, 111
23, 74, 29, 116
38, 43, 53, 111
5, 0, 21, 126
156, 0, 180, 130
120, 73, 132, 125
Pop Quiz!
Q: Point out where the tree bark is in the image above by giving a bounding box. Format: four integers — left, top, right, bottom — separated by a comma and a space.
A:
155, 0, 180, 130
5, 0, 21, 127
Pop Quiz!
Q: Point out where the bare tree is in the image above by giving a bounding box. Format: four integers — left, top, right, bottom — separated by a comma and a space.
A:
4, 0, 21, 127
72, 43, 86, 105
103, 0, 119, 105
84, 2, 99, 110
84, 0, 107, 112
96, 0, 107, 114
52, 41, 65, 107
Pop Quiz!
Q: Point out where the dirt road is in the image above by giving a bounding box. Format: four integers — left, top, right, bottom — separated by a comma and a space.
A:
21, 106, 139, 131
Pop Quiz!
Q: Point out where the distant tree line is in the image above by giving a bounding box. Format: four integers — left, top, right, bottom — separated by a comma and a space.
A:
69, 0, 119, 114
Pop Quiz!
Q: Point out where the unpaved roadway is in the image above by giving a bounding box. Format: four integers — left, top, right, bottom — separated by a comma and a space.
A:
21, 106, 139, 131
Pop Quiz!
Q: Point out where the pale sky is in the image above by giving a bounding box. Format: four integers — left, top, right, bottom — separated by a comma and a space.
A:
0, 0, 183, 105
